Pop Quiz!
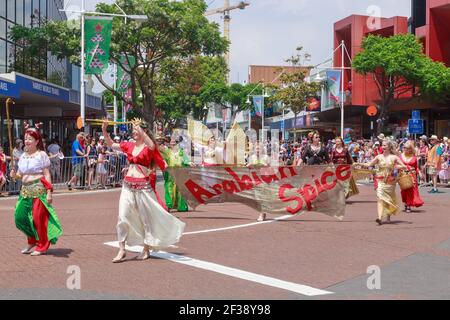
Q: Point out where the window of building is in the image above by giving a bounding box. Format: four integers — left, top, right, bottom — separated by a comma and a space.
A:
7, 41, 15, 72
0, 39, 6, 73
32, 0, 40, 25
24, 0, 31, 27
40, 0, 46, 21
0, 18, 6, 39
16, 0, 24, 26
7, 20, 15, 41
7, 0, 16, 22
0, 2, 6, 19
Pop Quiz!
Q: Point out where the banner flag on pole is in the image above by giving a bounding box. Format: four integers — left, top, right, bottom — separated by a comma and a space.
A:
116, 55, 136, 93
252, 95, 264, 117
84, 17, 113, 75
326, 70, 341, 103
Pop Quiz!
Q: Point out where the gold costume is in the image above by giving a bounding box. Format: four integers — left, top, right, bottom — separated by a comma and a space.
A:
376, 157, 399, 219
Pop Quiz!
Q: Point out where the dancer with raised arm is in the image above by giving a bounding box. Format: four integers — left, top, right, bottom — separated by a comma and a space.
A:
101, 119, 185, 263
10, 123, 63, 256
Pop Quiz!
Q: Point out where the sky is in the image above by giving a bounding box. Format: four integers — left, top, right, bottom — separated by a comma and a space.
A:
64, 0, 411, 91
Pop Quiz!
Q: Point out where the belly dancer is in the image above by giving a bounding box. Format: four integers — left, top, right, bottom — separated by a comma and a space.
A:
101, 119, 185, 263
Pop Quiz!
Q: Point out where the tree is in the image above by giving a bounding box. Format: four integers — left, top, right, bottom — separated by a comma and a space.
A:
273, 47, 320, 126
155, 55, 228, 131
353, 33, 450, 133
10, 0, 228, 129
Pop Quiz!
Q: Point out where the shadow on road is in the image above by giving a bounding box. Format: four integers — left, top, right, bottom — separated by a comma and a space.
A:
47, 248, 74, 258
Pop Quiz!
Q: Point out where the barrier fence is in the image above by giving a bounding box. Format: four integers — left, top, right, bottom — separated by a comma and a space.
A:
1, 154, 128, 195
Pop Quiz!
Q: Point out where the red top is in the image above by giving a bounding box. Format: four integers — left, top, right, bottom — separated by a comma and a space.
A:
401, 154, 418, 173
0, 153, 6, 174
331, 147, 352, 165
120, 142, 167, 171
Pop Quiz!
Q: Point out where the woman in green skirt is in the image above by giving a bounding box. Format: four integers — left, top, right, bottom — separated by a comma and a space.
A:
10, 124, 63, 256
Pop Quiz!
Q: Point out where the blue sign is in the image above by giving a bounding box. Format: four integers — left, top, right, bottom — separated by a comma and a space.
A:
412, 110, 421, 120
119, 124, 128, 132
16, 75, 70, 101
0, 80, 21, 98
281, 119, 285, 131
408, 119, 424, 134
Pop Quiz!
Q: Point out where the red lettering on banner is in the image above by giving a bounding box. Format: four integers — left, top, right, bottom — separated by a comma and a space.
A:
298, 184, 318, 211
278, 184, 304, 215
261, 173, 279, 185
321, 171, 337, 190
278, 166, 298, 180
185, 180, 216, 204
336, 165, 352, 181
212, 184, 223, 195
314, 178, 325, 195
225, 168, 254, 191
223, 180, 240, 194
251, 171, 263, 186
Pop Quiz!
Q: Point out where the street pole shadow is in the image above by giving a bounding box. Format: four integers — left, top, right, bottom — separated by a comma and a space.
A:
47, 248, 74, 258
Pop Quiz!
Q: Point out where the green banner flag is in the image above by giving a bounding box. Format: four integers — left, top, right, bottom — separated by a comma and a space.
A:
116, 55, 136, 93
85, 17, 113, 75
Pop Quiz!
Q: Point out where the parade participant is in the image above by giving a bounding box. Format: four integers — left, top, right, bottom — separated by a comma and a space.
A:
300, 132, 330, 165
247, 141, 272, 222
360, 139, 407, 225
10, 124, 63, 255
195, 136, 225, 167
330, 137, 359, 198
426, 135, 443, 193
101, 119, 185, 263
161, 136, 193, 212
400, 141, 424, 213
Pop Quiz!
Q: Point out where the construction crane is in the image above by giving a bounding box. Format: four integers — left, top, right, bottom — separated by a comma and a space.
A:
205, 1, 250, 83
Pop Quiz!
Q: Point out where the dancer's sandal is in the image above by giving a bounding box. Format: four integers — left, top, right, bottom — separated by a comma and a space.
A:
21, 245, 36, 254
112, 250, 127, 263
30, 250, 47, 256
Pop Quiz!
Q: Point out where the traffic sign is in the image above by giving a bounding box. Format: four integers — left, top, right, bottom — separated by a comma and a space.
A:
412, 110, 421, 120
408, 119, 424, 135
119, 124, 128, 132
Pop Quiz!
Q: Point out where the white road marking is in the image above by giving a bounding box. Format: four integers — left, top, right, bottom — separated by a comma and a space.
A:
183, 215, 293, 235
104, 241, 333, 297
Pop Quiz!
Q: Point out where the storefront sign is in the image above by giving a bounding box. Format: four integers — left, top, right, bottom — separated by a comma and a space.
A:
0, 80, 20, 98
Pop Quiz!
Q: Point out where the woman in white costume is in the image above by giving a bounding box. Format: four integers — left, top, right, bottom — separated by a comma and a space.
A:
102, 119, 185, 263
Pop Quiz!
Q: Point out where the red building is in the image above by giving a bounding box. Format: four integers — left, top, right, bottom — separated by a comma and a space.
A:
323, 15, 409, 138
415, 0, 450, 67
327, 2, 450, 138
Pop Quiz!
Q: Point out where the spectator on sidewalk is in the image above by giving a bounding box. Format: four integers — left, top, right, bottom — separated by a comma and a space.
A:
86, 137, 99, 190
47, 138, 63, 183
0, 146, 11, 196
67, 133, 87, 190
426, 135, 444, 194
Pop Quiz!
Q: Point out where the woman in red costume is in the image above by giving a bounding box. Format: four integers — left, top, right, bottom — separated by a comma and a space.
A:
102, 119, 185, 263
400, 141, 424, 213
